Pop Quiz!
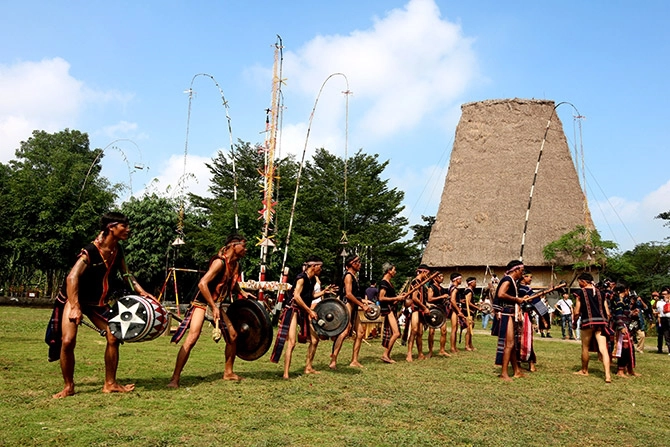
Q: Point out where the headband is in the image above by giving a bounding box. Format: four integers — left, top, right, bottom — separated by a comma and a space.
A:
506, 264, 525, 274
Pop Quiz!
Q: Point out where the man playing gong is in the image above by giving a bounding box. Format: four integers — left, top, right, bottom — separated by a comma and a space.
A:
426, 272, 451, 357
379, 262, 406, 363
330, 254, 372, 369
406, 265, 432, 362
47, 212, 155, 398
270, 256, 337, 378
168, 234, 254, 387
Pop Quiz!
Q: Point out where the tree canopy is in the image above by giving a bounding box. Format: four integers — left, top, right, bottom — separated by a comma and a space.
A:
0, 129, 117, 295
186, 143, 421, 286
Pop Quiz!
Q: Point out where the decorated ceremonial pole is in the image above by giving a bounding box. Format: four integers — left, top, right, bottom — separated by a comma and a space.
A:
257, 36, 284, 302
271, 72, 351, 319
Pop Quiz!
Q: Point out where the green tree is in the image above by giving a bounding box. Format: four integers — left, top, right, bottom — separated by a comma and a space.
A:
120, 193, 180, 294
188, 143, 421, 285
294, 148, 420, 283
603, 242, 670, 293
1, 129, 117, 296
410, 215, 435, 251
185, 140, 299, 276
543, 225, 617, 278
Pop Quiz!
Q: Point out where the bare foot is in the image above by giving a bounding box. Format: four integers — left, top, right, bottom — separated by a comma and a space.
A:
305, 368, 321, 374
605, 377, 612, 383
349, 361, 364, 368
573, 370, 589, 376
450, 349, 459, 353
417, 354, 426, 360
381, 356, 396, 364
438, 350, 452, 357
513, 372, 526, 379
102, 382, 135, 394
629, 372, 642, 377
529, 366, 537, 372
499, 375, 513, 382
166, 380, 180, 389
616, 371, 628, 378
426, 352, 433, 358
406, 355, 413, 362
328, 361, 337, 370
282, 375, 290, 380
466, 347, 477, 351
223, 373, 243, 381
52, 387, 75, 399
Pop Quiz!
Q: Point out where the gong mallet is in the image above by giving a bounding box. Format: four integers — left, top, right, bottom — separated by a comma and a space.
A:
80, 318, 107, 337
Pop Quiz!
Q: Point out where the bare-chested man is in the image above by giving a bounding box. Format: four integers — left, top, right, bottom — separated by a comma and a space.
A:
47, 212, 155, 398
168, 234, 254, 387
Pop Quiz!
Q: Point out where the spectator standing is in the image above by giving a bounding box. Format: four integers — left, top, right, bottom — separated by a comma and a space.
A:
555, 293, 575, 340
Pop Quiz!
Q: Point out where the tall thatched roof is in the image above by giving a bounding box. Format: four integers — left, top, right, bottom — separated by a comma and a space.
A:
422, 98, 594, 268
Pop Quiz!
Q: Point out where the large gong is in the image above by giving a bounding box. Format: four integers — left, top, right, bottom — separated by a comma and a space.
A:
312, 298, 350, 338
426, 306, 447, 329
226, 298, 273, 361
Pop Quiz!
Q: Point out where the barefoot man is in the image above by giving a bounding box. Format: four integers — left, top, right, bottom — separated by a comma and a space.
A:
47, 212, 155, 398
572, 272, 612, 383
330, 254, 372, 369
270, 256, 337, 378
426, 272, 451, 357
168, 234, 254, 387
406, 265, 431, 362
494, 260, 527, 381
379, 262, 406, 363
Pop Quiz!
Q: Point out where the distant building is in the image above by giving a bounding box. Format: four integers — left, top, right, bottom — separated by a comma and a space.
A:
422, 98, 596, 289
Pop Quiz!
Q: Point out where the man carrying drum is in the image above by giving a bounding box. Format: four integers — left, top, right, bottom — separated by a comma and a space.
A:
168, 234, 254, 387
46, 212, 155, 398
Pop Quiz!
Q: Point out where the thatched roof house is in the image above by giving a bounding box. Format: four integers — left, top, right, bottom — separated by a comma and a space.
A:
422, 98, 595, 287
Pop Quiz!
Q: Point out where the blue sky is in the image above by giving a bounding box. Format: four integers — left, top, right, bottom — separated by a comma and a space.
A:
1, 0, 668, 252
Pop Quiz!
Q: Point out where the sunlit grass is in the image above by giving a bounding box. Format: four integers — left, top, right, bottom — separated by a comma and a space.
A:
1, 306, 668, 447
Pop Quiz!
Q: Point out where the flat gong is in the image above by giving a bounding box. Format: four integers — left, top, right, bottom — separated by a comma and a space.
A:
312, 298, 350, 338
426, 306, 446, 329
226, 298, 273, 361
364, 303, 381, 321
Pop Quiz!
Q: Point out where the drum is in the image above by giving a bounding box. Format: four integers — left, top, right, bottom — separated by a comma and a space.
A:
108, 295, 170, 342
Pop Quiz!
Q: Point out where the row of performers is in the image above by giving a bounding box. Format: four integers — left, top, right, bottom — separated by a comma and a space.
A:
46, 213, 634, 398
492, 260, 639, 382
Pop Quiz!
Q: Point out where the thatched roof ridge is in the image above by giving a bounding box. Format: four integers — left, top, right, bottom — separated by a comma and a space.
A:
422, 98, 594, 268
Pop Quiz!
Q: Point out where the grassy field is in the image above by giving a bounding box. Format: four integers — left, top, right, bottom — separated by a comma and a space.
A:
1, 306, 669, 447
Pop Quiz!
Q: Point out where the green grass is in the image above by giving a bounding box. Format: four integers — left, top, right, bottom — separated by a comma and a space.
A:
1, 306, 669, 447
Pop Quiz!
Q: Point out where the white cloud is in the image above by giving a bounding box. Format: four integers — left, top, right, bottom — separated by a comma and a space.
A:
141, 153, 214, 200
0, 57, 133, 163
101, 121, 138, 139
591, 178, 670, 250
279, 0, 478, 157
